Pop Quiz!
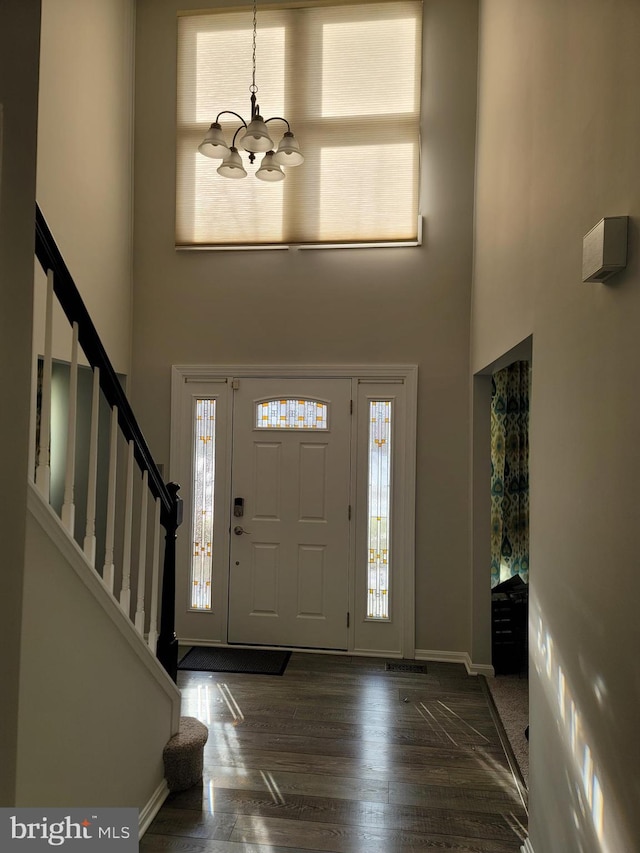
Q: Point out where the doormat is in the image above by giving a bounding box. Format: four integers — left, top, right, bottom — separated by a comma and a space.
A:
178, 646, 291, 676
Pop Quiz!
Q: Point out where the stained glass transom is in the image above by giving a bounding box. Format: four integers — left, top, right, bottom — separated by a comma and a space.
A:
368, 401, 391, 620
256, 399, 328, 430
191, 399, 216, 609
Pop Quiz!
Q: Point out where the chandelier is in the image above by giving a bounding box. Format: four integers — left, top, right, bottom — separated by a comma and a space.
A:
197, 0, 304, 182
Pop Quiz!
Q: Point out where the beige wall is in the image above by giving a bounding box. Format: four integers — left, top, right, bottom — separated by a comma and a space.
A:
132, 0, 480, 657
0, 0, 41, 807
473, 1, 640, 850
36, 0, 135, 374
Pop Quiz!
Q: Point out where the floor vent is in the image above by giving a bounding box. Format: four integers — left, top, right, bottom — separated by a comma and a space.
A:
385, 662, 427, 674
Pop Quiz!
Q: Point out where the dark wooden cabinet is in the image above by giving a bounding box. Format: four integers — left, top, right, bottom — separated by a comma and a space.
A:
492, 592, 528, 674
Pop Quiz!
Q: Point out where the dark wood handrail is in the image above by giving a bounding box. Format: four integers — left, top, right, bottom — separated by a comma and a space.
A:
35, 205, 175, 525
34, 204, 181, 680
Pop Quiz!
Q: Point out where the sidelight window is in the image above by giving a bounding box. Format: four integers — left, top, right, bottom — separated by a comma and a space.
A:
367, 400, 392, 619
190, 398, 216, 609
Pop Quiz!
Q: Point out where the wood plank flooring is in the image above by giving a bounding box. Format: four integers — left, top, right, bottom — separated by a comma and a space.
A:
142, 654, 527, 853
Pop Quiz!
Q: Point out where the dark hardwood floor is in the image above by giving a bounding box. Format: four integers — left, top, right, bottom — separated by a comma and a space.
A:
142, 654, 527, 852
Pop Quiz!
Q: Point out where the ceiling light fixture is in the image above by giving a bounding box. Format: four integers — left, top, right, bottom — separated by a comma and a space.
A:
197, 0, 304, 181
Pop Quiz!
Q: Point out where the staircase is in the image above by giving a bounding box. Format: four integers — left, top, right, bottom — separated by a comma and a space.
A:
34, 205, 182, 679
16, 206, 185, 828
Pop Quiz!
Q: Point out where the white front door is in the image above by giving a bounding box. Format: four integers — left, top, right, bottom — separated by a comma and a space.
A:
228, 378, 352, 649
172, 364, 417, 657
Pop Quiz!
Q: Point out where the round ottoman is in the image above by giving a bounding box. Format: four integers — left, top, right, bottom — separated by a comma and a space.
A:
163, 716, 209, 792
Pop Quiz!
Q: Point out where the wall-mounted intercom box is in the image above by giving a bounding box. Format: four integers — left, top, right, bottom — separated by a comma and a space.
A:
582, 216, 629, 283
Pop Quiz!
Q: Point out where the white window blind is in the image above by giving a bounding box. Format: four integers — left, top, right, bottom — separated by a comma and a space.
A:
176, 1, 422, 247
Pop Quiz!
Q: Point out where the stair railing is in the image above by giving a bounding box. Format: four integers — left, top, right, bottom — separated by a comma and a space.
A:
33, 204, 181, 681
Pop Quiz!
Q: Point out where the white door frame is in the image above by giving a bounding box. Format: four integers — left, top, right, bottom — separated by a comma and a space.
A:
170, 364, 418, 658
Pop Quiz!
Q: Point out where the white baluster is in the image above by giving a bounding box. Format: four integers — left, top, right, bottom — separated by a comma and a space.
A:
120, 440, 134, 617
61, 321, 79, 535
83, 366, 100, 565
36, 269, 54, 499
28, 348, 39, 484
102, 404, 118, 593
147, 497, 162, 652
134, 470, 149, 635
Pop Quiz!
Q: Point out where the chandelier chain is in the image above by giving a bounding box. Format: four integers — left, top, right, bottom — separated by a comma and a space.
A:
251, 0, 257, 94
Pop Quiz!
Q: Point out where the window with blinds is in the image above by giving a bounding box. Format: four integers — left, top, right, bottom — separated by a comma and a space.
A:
176, 1, 422, 248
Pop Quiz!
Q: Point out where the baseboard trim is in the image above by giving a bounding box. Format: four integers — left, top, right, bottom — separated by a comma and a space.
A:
415, 649, 494, 676
464, 654, 495, 677
415, 649, 468, 666
178, 641, 403, 659
179, 640, 351, 655
179, 643, 492, 670
521, 839, 534, 853
139, 779, 169, 838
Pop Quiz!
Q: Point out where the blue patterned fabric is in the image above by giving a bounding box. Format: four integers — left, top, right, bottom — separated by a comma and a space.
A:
490, 362, 529, 587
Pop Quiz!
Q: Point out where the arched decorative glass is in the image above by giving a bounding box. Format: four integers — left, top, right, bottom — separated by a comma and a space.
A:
256, 399, 328, 430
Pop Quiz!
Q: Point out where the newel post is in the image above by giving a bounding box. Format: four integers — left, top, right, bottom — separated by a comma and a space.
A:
157, 482, 183, 682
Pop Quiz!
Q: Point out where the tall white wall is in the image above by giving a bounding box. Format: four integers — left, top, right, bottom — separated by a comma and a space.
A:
0, 0, 41, 807
36, 0, 136, 374
473, 1, 640, 850
132, 0, 480, 658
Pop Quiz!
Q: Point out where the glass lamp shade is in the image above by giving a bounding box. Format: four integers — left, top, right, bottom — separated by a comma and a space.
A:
198, 122, 230, 159
255, 151, 285, 182
273, 131, 304, 167
217, 147, 248, 179
241, 115, 274, 153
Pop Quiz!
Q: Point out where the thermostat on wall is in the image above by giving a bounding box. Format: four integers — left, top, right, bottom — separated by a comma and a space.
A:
582, 216, 629, 282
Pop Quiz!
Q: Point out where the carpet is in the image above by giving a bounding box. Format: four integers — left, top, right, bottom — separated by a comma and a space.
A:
484, 673, 529, 787
178, 646, 291, 676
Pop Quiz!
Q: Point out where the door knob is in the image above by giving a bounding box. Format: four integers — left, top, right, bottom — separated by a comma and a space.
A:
233, 525, 250, 536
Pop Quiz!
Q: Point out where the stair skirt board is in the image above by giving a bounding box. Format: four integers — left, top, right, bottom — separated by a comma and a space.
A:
521, 840, 535, 853
139, 780, 170, 838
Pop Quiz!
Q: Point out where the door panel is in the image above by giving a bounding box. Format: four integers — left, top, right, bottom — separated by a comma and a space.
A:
298, 443, 328, 520
249, 543, 279, 614
297, 544, 326, 616
228, 378, 351, 649
253, 442, 281, 519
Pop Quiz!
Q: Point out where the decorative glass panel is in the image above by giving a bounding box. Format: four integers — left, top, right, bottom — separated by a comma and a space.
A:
367, 401, 391, 619
256, 399, 328, 430
191, 399, 216, 609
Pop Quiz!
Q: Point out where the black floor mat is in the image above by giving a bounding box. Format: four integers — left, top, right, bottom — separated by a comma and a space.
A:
178, 646, 291, 676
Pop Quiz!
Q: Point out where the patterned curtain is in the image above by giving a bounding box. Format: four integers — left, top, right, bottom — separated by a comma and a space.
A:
490, 361, 529, 587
